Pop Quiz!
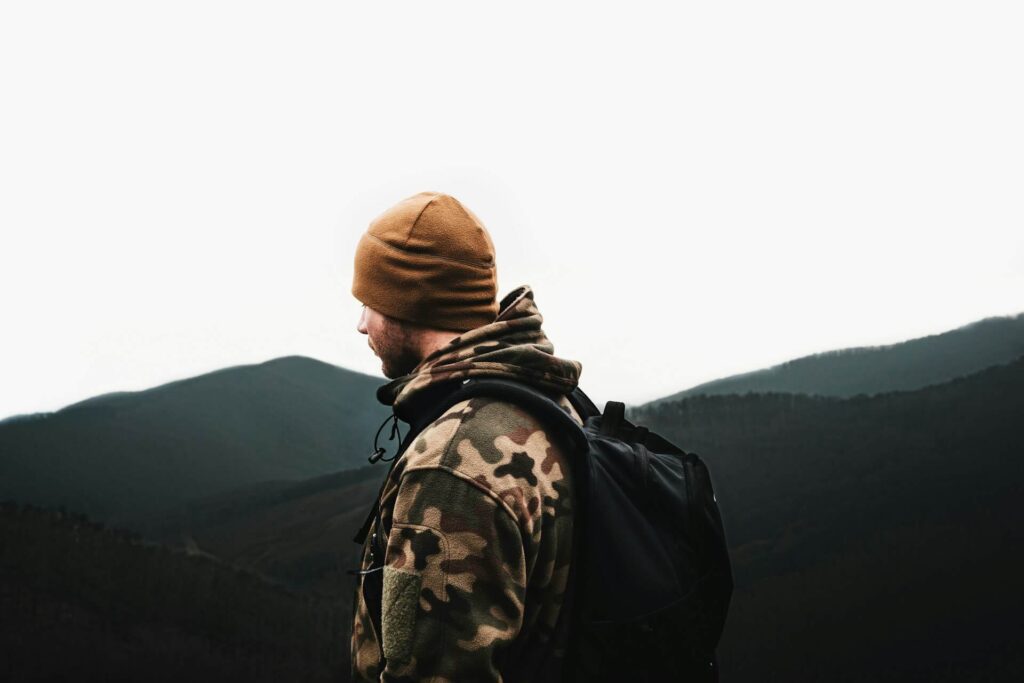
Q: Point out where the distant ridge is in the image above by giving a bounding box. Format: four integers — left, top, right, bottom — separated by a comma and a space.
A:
56, 355, 358, 413
0, 355, 391, 529
646, 313, 1024, 405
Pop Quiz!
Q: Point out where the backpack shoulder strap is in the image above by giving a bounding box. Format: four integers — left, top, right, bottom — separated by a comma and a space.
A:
567, 386, 601, 420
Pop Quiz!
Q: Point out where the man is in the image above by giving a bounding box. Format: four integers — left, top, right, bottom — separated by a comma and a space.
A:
349, 191, 584, 682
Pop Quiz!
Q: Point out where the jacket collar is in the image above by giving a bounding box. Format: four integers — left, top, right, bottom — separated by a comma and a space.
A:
376, 285, 582, 425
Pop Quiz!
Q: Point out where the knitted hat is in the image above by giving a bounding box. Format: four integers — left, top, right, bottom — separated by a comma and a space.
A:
352, 192, 499, 332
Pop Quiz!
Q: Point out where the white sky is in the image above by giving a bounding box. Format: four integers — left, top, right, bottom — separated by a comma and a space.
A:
2, 1, 1022, 419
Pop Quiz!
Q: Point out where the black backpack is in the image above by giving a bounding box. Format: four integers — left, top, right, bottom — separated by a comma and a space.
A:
356, 378, 733, 682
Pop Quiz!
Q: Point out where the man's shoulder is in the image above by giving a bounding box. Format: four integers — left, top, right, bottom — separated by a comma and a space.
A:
401, 393, 578, 495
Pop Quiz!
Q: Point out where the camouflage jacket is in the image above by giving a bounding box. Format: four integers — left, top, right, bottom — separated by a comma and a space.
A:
351, 285, 584, 683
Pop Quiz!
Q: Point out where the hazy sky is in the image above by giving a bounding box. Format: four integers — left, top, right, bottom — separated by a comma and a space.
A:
2, 2, 1022, 419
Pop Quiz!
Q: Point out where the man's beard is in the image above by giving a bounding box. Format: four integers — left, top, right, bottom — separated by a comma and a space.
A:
373, 318, 423, 379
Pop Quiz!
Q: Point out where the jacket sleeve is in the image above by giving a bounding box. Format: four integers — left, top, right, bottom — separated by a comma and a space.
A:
379, 464, 527, 683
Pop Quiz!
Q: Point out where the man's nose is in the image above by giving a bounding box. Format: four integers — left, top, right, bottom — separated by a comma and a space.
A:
356, 306, 368, 334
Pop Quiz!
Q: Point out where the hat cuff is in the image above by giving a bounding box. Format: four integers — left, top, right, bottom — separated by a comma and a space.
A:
352, 232, 497, 332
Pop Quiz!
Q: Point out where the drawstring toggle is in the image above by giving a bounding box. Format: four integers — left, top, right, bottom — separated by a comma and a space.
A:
369, 412, 403, 464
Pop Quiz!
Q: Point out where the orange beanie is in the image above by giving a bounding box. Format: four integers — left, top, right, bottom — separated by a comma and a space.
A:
352, 192, 499, 332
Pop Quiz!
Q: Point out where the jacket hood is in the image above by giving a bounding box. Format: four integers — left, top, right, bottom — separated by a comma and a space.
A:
377, 285, 582, 420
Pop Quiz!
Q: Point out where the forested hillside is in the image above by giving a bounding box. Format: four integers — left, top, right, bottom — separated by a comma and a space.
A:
154, 465, 384, 597
0, 356, 389, 530
633, 357, 1024, 680
0, 504, 348, 682
649, 313, 1024, 403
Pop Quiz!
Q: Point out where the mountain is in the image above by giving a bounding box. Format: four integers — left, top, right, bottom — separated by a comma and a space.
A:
0, 356, 391, 529
631, 356, 1024, 680
646, 313, 1024, 404
5, 312, 1020, 531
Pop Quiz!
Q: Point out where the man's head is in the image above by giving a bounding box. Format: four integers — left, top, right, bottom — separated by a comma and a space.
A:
352, 192, 498, 377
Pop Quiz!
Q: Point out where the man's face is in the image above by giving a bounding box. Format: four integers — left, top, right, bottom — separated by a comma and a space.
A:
357, 304, 423, 379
